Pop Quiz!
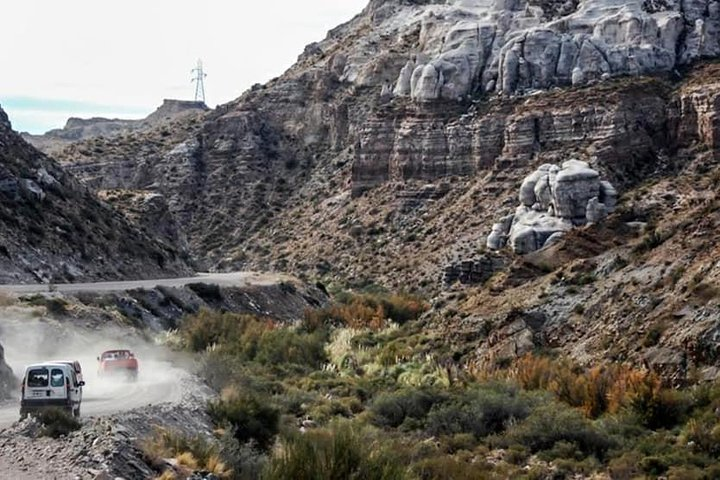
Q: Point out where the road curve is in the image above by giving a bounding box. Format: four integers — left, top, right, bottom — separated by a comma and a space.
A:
0, 271, 292, 295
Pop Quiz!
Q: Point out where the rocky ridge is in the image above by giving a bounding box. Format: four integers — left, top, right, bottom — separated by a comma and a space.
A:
23, 99, 208, 156
0, 105, 192, 284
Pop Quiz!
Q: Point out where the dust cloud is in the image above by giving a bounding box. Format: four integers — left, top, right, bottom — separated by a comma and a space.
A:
0, 309, 191, 425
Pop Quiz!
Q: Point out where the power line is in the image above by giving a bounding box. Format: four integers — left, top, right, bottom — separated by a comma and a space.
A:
191, 59, 207, 103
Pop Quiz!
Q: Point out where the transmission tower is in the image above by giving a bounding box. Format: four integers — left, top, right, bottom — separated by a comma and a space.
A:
191, 59, 207, 103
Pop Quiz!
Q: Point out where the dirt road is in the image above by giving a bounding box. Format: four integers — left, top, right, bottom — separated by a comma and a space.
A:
0, 271, 292, 295
0, 316, 193, 428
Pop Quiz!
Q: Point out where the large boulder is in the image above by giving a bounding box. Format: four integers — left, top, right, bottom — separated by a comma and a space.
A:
487, 160, 617, 254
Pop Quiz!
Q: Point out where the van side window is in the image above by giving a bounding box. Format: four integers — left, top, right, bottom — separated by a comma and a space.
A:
50, 369, 65, 387
27, 368, 49, 387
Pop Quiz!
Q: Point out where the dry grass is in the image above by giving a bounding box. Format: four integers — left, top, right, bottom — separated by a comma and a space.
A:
141, 427, 232, 479
175, 452, 198, 470
154, 471, 178, 480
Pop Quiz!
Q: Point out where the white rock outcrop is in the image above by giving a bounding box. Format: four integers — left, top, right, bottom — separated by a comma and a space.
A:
376, 0, 720, 101
487, 160, 617, 254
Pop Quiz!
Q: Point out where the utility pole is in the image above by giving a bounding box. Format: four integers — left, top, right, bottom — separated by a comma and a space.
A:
191, 59, 207, 103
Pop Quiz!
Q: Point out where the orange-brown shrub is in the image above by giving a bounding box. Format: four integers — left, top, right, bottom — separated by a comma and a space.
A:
303, 293, 428, 331
472, 354, 680, 420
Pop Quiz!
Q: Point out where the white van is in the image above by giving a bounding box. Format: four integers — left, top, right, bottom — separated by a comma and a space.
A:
20, 363, 84, 418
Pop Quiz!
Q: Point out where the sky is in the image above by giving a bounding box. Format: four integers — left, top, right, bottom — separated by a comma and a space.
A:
0, 1, 368, 134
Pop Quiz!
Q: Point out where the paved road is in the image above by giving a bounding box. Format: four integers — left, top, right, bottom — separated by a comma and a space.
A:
0, 271, 290, 295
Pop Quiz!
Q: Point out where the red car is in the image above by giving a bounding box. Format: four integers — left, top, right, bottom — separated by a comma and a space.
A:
97, 350, 139, 381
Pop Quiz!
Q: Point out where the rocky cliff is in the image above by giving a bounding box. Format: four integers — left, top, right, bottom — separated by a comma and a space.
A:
0, 105, 192, 283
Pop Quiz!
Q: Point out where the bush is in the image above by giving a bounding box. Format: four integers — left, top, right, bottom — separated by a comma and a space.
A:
182, 310, 326, 368
35, 408, 81, 438
412, 455, 487, 480
370, 388, 444, 429
682, 417, 720, 456
217, 427, 267, 480
302, 293, 428, 331
254, 328, 327, 368
627, 375, 690, 429
503, 355, 679, 419
208, 389, 280, 451
502, 404, 613, 459
181, 310, 270, 352
633, 229, 669, 254
426, 385, 534, 439
262, 422, 407, 480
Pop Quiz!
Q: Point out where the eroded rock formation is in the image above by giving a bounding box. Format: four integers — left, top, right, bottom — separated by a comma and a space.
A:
487, 160, 617, 253
384, 0, 719, 101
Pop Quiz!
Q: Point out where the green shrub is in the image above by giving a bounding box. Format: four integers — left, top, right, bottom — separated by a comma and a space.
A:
426, 385, 534, 439
22, 295, 68, 315
217, 427, 267, 480
45, 298, 69, 316
633, 229, 670, 254
262, 422, 407, 480
370, 388, 445, 429
502, 404, 613, 459
682, 417, 720, 456
640, 455, 669, 476
643, 323, 665, 347
628, 380, 690, 430
35, 408, 81, 438
182, 310, 326, 368
255, 329, 327, 368
412, 455, 488, 480
208, 390, 280, 451
181, 309, 268, 352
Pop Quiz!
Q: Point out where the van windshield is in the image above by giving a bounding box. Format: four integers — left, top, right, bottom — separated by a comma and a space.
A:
27, 368, 49, 387
50, 369, 65, 388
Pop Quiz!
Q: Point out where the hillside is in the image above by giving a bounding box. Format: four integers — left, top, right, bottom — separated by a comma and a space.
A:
2, 1, 720, 478
0, 105, 192, 284
46, 0, 720, 376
